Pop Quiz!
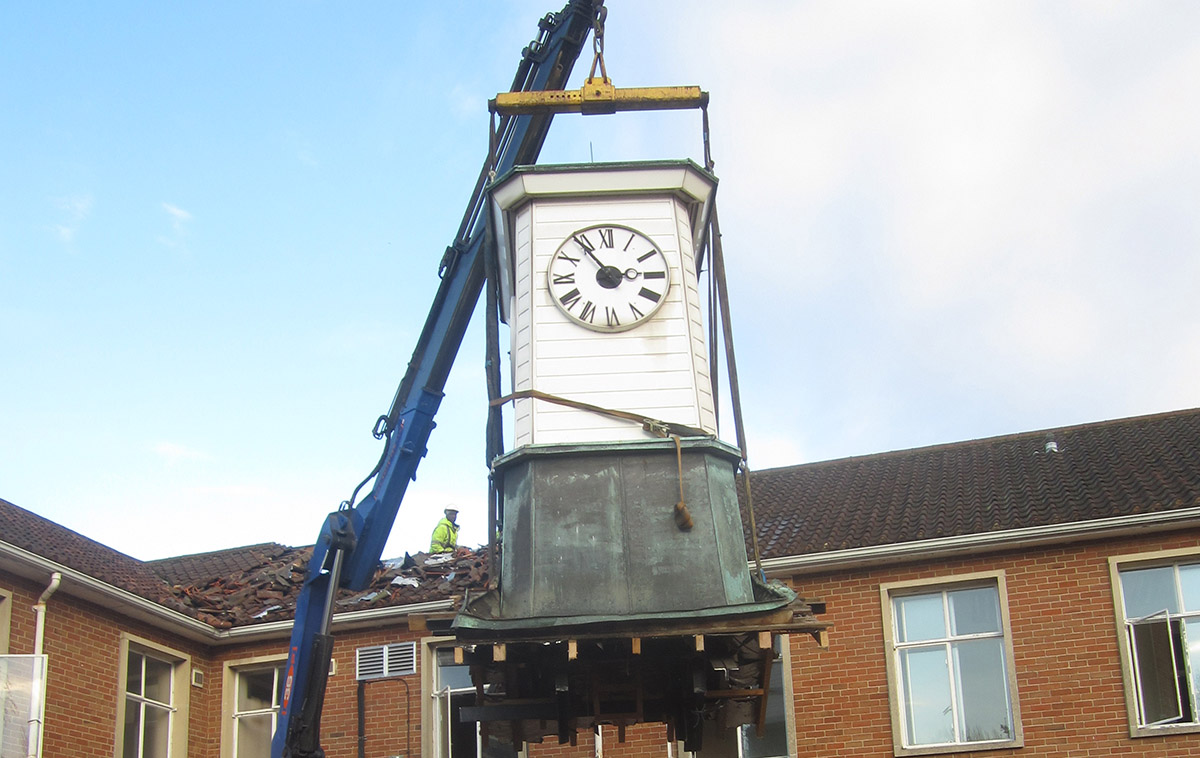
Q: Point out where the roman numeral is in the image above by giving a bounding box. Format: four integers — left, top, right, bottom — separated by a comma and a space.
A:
629, 302, 645, 320
580, 300, 597, 323
573, 234, 595, 253
598, 228, 614, 248
552, 272, 575, 285
643, 271, 666, 280
559, 288, 581, 309
557, 251, 580, 265
638, 287, 661, 303
605, 307, 620, 327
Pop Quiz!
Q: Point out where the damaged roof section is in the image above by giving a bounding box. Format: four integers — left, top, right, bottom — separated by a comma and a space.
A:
159, 547, 491, 628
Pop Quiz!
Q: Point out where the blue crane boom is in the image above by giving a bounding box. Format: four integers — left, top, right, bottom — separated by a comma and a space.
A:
272, 4, 598, 756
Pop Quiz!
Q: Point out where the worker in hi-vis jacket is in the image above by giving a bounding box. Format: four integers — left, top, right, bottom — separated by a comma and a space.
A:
430, 507, 460, 554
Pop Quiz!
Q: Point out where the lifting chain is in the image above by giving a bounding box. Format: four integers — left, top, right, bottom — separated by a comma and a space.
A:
588, 0, 609, 83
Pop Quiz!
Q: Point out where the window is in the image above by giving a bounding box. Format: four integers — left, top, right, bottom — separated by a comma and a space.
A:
881, 573, 1022, 754
424, 644, 516, 758
1112, 553, 1200, 735
738, 636, 792, 758
116, 636, 189, 758
232, 664, 285, 758
123, 650, 175, 758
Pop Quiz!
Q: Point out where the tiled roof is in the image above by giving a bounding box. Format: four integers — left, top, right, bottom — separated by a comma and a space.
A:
0, 497, 195, 615
3, 407, 1198, 629
744, 407, 1200, 558
0, 495, 488, 628
163, 548, 489, 628
148, 543, 294, 587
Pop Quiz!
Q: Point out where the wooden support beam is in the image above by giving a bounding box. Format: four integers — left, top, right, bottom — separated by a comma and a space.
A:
758, 631, 773, 650
631, 637, 641, 655
694, 635, 705, 652
494, 643, 507, 662
568, 640, 578, 660
756, 639, 775, 738
454, 647, 464, 664
704, 688, 766, 699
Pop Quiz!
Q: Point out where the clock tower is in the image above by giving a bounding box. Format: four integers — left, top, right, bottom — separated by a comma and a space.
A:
453, 159, 780, 623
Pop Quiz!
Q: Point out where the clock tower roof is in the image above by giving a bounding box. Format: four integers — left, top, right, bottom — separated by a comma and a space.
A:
490, 159, 716, 213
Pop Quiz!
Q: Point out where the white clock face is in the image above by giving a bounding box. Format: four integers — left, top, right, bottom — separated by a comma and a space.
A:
545, 225, 671, 332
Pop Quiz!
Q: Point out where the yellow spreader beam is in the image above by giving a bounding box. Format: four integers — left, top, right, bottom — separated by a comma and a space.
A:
491, 79, 708, 116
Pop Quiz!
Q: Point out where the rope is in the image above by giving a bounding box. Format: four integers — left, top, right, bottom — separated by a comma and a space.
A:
672, 435, 693, 531
490, 389, 711, 440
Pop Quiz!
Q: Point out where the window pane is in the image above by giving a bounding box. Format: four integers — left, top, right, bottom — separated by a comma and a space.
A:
1130, 615, 1182, 724
144, 704, 170, 758
143, 657, 172, 705
953, 638, 1013, 742
1186, 619, 1200, 720
741, 643, 787, 758
127, 653, 144, 696
895, 594, 946, 643
236, 713, 274, 758
900, 647, 954, 745
948, 587, 1001, 636
1122, 566, 1179, 618
1179, 565, 1200, 612
239, 669, 277, 712
123, 701, 141, 758
437, 662, 473, 691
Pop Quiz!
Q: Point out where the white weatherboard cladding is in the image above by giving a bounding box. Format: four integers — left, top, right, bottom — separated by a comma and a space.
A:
510, 194, 716, 446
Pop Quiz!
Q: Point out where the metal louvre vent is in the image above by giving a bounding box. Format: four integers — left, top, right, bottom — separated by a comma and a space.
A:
356, 642, 417, 681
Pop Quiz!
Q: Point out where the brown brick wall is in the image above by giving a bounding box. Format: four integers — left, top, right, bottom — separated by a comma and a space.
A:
788, 529, 1200, 757
9, 527, 1200, 757
3, 574, 210, 757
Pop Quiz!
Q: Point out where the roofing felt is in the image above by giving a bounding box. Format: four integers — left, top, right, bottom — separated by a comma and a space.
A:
2, 407, 1199, 629
744, 407, 1200, 558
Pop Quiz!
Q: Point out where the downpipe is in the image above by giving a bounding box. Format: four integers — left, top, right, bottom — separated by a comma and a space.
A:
29, 571, 61, 758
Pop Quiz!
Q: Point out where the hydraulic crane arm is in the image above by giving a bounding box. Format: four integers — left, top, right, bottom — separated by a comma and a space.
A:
272, 4, 599, 756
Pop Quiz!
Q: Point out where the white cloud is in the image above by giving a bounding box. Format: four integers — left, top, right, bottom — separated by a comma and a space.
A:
159, 202, 193, 248
152, 441, 211, 464
162, 202, 192, 222
52, 193, 93, 243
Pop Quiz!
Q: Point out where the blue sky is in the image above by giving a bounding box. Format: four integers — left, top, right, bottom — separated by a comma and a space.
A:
3, 1, 1198, 560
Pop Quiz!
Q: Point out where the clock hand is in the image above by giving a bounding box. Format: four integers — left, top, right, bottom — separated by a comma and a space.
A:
623, 268, 641, 280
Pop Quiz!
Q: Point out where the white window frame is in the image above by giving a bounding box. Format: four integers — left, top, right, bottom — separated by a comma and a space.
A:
0, 588, 12, 655
221, 653, 287, 758
114, 634, 191, 758
880, 571, 1023, 756
1109, 546, 1200, 737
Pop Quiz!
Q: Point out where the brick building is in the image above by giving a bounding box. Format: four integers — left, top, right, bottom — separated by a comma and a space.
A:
1, 407, 1198, 757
